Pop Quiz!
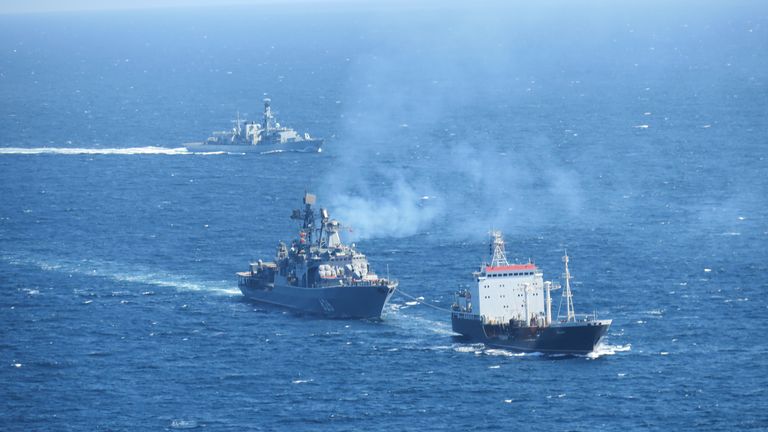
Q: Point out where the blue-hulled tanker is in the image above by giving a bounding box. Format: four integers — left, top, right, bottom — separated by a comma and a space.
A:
451, 232, 611, 354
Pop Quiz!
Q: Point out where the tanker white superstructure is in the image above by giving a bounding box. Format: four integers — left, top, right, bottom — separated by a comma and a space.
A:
451, 232, 612, 354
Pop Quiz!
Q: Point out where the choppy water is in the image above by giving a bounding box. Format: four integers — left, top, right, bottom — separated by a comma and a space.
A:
1, 3, 767, 431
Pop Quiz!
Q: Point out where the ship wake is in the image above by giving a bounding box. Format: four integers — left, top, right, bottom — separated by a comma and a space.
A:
2, 253, 239, 296
452, 343, 536, 357
586, 343, 632, 359
0, 146, 228, 155
384, 301, 457, 336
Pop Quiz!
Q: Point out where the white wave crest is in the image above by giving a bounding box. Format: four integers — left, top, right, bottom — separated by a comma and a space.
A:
587, 343, 632, 359
452, 343, 484, 353
0, 146, 226, 155
169, 419, 199, 429
484, 348, 528, 357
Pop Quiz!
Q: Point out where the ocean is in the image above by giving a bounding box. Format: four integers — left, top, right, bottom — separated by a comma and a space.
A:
1, 2, 767, 430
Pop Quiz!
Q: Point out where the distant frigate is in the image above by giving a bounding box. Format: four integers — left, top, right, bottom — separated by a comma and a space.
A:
185, 98, 323, 153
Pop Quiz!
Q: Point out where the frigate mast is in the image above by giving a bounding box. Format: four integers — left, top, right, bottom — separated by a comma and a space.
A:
562, 251, 576, 322
263, 98, 274, 131
234, 110, 242, 134
290, 193, 316, 247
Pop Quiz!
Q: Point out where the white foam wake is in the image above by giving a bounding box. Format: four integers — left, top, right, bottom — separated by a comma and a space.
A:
0, 146, 226, 155
2, 254, 239, 296
384, 301, 457, 335
587, 343, 632, 359
107, 270, 239, 296
450, 343, 534, 358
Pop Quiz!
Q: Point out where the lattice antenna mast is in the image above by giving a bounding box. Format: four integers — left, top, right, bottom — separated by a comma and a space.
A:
489, 231, 509, 267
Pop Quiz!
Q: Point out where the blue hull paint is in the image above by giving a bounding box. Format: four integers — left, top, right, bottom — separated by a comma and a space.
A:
451, 313, 610, 354
239, 281, 395, 319
184, 139, 323, 154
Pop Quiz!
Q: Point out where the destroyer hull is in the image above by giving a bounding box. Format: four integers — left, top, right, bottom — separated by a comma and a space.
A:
184, 139, 322, 154
451, 313, 610, 354
239, 281, 395, 319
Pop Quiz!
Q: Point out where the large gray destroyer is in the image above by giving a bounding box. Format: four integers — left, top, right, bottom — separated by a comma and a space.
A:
451, 232, 611, 354
185, 98, 323, 153
237, 193, 397, 319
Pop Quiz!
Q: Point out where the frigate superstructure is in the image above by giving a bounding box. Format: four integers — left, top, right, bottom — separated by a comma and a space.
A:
237, 193, 396, 319
185, 98, 323, 153
451, 232, 611, 354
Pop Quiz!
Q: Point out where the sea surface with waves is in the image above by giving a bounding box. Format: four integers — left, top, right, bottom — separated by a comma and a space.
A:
1, 2, 767, 431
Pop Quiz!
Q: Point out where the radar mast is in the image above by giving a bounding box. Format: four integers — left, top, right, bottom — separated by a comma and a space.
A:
263, 98, 274, 131
489, 231, 509, 267
562, 251, 576, 322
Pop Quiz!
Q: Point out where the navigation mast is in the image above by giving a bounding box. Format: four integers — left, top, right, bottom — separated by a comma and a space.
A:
489, 231, 509, 267
263, 98, 274, 131
562, 251, 576, 322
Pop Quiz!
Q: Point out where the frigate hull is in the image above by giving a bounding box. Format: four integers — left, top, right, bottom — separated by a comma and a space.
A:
184, 139, 322, 154
451, 313, 610, 354
240, 281, 396, 319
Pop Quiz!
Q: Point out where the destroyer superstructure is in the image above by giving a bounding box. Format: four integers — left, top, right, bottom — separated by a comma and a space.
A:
237, 193, 396, 319
451, 232, 611, 354
185, 98, 323, 153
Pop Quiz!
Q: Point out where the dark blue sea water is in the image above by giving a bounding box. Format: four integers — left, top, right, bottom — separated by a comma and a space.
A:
1, 2, 767, 430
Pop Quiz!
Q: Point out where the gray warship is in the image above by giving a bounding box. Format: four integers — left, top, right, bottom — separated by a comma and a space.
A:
185, 98, 323, 153
451, 232, 612, 354
237, 193, 397, 319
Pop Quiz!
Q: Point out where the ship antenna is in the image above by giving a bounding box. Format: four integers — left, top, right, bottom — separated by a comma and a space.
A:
563, 250, 576, 322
